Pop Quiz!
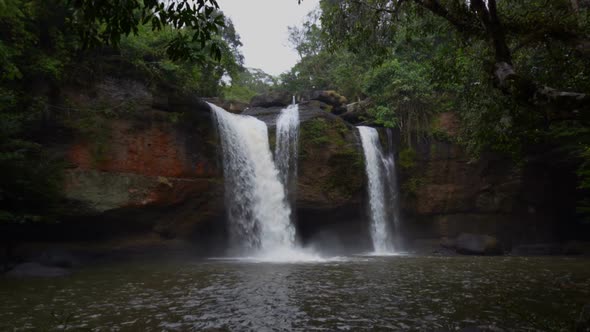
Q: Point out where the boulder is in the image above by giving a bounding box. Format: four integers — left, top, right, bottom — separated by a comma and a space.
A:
455, 233, 502, 255
305, 90, 348, 114
226, 100, 248, 113
6, 262, 70, 278
340, 99, 372, 124
302, 99, 332, 113
250, 91, 292, 107
309, 90, 347, 106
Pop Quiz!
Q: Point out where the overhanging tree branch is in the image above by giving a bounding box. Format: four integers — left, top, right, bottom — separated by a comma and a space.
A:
412, 0, 590, 116
414, 0, 473, 32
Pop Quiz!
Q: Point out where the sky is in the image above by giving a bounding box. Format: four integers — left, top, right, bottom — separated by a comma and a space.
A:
218, 0, 320, 76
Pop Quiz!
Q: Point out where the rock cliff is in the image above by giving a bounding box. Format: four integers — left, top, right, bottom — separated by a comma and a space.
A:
46, 77, 226, 252
34, 83, 370, 254
397, 112, 581, 253
10, 82, 582, 257
243, 103, 369, 252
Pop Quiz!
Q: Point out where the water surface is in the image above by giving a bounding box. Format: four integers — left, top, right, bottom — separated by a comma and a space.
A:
1, 255, 589, 331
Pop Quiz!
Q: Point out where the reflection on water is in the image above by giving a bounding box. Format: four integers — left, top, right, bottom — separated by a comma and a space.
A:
1, 256, 589, 331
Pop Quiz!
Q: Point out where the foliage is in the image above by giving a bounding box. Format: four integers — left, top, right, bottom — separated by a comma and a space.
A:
280, 9, 370, 100
223, 68, 277, 103
300, 118, 331, 146
119, 21, 242, 96
325, 147, 364, 200
69, 0, 225, 62
306, 0, 590, 220
398, 148, 417, 170
363, 57, 440, 143
0, 0, 245, 224
0, 0, 74, 223
401, 176, 424, 197
0, 140, 64, 223
318, 0, 590, 152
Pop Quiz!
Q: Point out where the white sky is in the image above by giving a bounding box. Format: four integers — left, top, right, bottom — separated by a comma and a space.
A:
218, 0, 319, 76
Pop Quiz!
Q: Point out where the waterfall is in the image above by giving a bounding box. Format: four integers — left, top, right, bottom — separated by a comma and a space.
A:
275, 104, 300, 204
383, 128, 401, 236
357, 126, 396, 253
210, 102, 296, 255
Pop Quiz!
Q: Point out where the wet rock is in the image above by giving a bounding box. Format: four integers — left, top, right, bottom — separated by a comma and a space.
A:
303, 99, 332, 112
202, 97, 247, 114
250, 91, 291, 107
455, 233, 502, 255
243, 103, 343, 127
6, 262, 70, 278
304, 90, 348, 114
340, 100, 371, 124
244, 102, 364, 238
60, 75, 225, 243
309, 90, 347, 105
151, 87, 212, 115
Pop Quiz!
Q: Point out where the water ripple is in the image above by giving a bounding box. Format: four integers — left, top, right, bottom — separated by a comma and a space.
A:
0, 256, 588, 331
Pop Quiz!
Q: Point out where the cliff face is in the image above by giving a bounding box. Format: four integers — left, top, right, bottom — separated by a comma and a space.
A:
49, 83, 369, 253
33, 81, 577, 255
397, 112, 579, 252
243, 104, 369, 253
399, 137, 523, 248
52, 77, 226, 250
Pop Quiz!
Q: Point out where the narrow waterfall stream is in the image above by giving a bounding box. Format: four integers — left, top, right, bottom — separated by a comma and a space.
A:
275, 104, 300, 206
383, 128, 401, 240
357, 126, 396, 253
210, 102, 295, 256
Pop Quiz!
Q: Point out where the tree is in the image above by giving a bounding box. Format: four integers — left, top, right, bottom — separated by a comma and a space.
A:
0, 0, 243, 226
320, 0, 590, 120
318, 0, 590, 219
69, 0, 226, 61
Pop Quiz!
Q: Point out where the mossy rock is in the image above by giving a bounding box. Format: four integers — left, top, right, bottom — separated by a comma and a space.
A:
298, 115, 364, 207
325, 147, 364, 201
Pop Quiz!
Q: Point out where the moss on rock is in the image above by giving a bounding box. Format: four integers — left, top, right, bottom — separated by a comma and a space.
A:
325, 147, 364, 201
298, 115, 364, 208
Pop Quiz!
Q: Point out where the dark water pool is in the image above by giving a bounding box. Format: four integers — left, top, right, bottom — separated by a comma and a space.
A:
1, 255, 589, 331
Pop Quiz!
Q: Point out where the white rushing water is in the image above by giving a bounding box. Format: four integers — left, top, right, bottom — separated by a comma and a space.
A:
357, 126, 395, 253
383, 128, 401, 237
210, 102, 296, 255
275, 104, 300, 200
210, 102, 319, 261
